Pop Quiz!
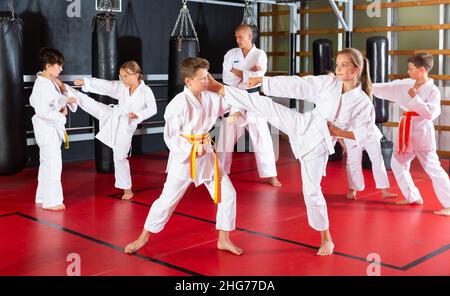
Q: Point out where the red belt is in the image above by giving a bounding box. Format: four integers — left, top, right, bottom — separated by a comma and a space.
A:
398, 112, 419, 153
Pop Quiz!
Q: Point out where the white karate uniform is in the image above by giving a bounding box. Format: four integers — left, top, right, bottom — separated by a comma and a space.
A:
373, 79, 450, 207
67, 78, 157, 189
342, 103, 389, 191
218, 45, 277, 178
30, 73, 77, 208
343, 138, 390, 191
144, 87, 236, 233
223, 75, 377, 231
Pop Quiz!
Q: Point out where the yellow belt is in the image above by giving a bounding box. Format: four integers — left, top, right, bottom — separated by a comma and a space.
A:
182, 134, 221, 204
64, 131, 69, 150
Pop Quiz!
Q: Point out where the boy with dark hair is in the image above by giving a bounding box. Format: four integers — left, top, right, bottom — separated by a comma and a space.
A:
372, 53, 450, 216
30, 47, 77, 210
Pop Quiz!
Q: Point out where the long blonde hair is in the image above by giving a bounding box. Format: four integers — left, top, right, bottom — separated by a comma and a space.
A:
337, 48, 372, 100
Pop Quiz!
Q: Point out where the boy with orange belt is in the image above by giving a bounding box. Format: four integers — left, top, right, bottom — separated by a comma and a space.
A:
372, 53, 450, 216
124, 58, 243, 255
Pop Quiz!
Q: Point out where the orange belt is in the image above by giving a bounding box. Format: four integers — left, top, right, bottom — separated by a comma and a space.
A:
398, 112, 419, 153
182, 134, 221, 204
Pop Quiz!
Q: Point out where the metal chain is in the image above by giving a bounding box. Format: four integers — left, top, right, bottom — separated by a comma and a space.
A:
106, 0, 113, 10
99, 0, 113, 12
170, 0, 200, 51
9, 0, 15, 19
186, 7, 199, 44
184, 10, 189, 37
242, 0, 256, 26
170, 5, 185, 36
180, 6, 187, 37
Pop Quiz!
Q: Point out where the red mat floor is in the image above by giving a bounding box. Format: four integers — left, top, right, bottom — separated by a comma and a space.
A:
1, 140, 449, 276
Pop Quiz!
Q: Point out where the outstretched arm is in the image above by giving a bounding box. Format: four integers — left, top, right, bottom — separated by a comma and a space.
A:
248, 74, 335, 104
74, 77, 122, 100
372, 80, 412, 106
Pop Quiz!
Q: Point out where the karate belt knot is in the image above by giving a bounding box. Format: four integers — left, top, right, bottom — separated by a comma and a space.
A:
398, 111, 419, 154
182, 133, 221, 204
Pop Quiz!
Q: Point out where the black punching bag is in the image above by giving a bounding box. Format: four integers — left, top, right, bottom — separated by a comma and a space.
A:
364, 36, 393, 170
312, 39, 333, 75
312, 39, 343, 161
168, 37, 199, 100
367, 37, 389, 123
0, 13, 27, 175
168, 1, 200, 101
92, 12, 118, 173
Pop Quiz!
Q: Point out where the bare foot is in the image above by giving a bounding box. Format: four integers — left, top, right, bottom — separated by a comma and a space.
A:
269, 177, 282, 187
43, 204, 66, 211
207, 74, 224, 93
122, 189, 134, 200
395, 199, 423, 205
346, 189, 357, 200
125, 231, 149, 254
217, 239, 244, 256
317, 240, 334, 256
381, 189, 398, 199
433, 208, 450, 216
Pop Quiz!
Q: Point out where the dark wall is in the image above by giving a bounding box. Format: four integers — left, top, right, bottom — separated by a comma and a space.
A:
4, 0, 243, 75
1, 0, 243, 166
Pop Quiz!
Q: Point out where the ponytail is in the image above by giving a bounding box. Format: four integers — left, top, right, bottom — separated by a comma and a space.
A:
360, 57, 373, 101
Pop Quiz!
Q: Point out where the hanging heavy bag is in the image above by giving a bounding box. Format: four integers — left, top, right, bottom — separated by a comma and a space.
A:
0, 3, 27, 175
364, 36, 393, 170
92, 11, 118, 173
168, 0, 200, 101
